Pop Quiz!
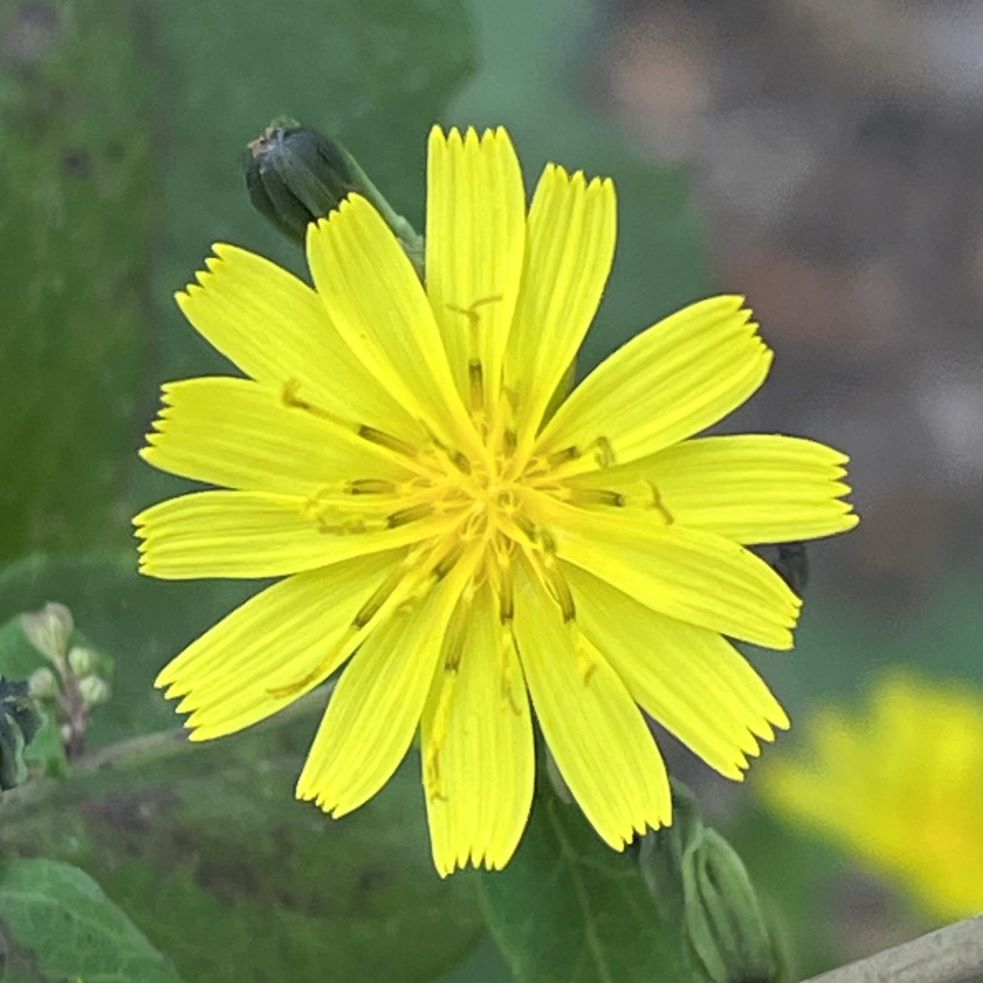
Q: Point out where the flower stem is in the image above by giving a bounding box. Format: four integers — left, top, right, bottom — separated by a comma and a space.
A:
800, 916, 983, 983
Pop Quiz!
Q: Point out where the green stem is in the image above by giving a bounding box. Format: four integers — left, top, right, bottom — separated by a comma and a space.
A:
341, 148, 425, 275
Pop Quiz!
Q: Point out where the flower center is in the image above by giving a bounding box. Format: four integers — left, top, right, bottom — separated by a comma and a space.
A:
270, 380, 621, 700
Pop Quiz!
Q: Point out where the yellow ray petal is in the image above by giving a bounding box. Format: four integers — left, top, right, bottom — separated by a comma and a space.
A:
141, 376, 417, 496
421, 581, 534, 876
565, 564, 789, 780
135, 490, 446, 579
296, 553, 477, 817
156, 552, 400, 739
536, 296, 772, 474
426, 126, 525, 417
569, 434, 858, 544
512, 559, 671, 849
306, 196, 478, 453
505, 164, 616, 451
526, 496, 801, 649
176, 243, 417, 441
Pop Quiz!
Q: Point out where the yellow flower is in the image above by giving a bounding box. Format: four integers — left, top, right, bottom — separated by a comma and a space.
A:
758, 673, 983, 919
136, 125, 857, 876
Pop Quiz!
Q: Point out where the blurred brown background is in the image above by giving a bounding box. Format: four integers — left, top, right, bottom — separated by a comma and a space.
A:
599, 0, 983, 613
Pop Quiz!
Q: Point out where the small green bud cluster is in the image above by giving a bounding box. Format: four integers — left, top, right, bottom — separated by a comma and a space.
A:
20, 601, 74, 670
18, 602, 112, 756
77, 674, 111, 708
27, 666, 60, 701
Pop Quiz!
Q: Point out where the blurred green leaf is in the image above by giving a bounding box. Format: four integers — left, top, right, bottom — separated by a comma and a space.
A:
479, 790, 683, 983
0, 555, 484, 983
0, 0, 152, 562
0, 858, 183, 983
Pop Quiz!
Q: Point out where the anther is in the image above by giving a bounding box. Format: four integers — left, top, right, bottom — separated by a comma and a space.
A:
548, 446, 580, 467
468, 358, 484, 412
357, 424, 418, 458
432, 543, 466, 581
498, 570, 515, 625
351, 563, 411, 629
387, 502, 435, 528
348, 478, 396, 495
568, 487, 626, 508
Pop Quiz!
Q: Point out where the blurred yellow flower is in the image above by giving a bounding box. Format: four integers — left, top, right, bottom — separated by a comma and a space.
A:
759, 673, 983, 919
135, 125, 857, 875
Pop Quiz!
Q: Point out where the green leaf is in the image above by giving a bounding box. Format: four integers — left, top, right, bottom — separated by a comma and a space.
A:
0, 0, 152, 562
479, 790, 683, 983
0, 858, 182, 983
0, 555, 484, 983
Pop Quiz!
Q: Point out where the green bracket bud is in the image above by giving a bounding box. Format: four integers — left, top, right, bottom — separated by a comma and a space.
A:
27, 667, 60, 701
682, 829, 784, 983
66, 645, 96, 678
20, 602, 73, 666
0, 678, 43, 791
77, 675, 111, 709
244, 119, 424, 273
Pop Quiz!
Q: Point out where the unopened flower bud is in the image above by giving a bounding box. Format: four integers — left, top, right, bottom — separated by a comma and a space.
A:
682, 829, 783, 983
77, 675, 111, 708
27, 667, 60, 701
67, 645, 96, 677
244, 119, 423, 271
20, 601, 73, 664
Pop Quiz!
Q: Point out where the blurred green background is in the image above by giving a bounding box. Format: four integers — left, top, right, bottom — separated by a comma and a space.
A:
1, 0, 981, 979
